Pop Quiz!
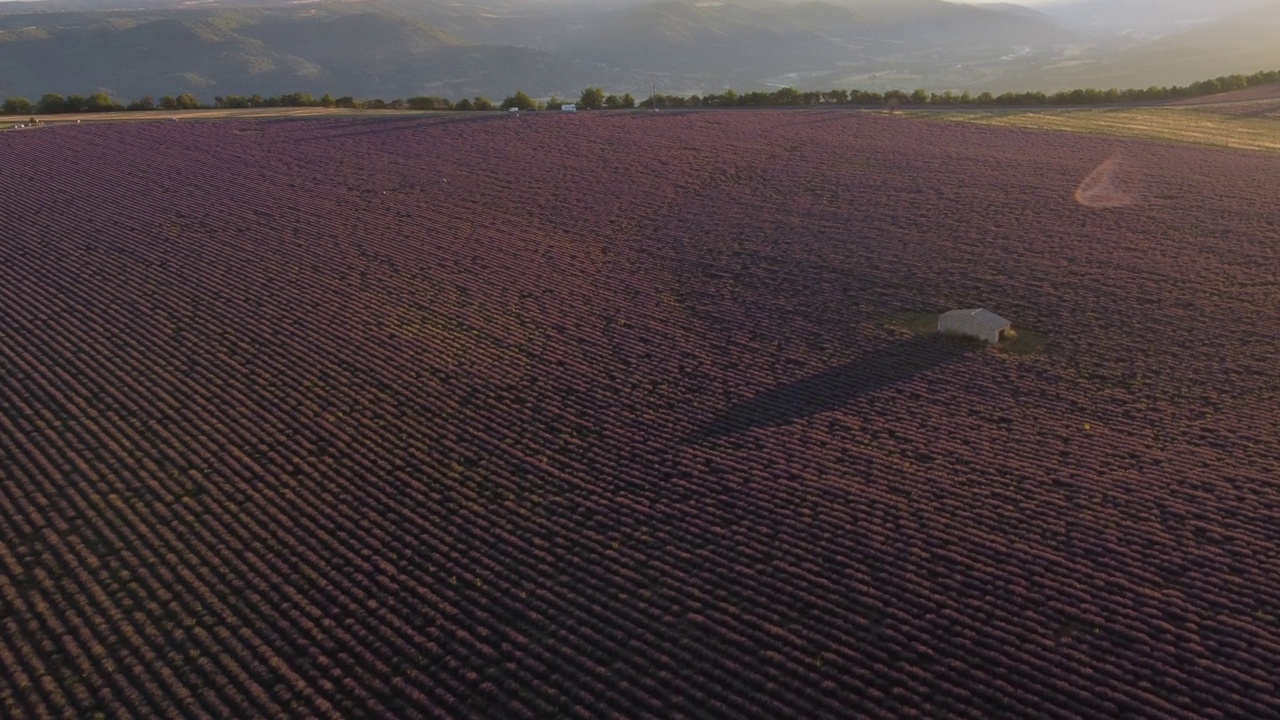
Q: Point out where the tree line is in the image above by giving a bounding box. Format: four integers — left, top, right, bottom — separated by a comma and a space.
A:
0, 87, 632, 115
639, 70, 1280, 109
2, 92, 202, 114
5, 69, 1279, 116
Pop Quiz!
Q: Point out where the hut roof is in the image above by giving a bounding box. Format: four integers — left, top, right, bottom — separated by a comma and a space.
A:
941, 308, 1010, 329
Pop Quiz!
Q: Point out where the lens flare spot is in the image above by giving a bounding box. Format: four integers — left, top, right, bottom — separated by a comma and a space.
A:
1074, 156, 1138, 208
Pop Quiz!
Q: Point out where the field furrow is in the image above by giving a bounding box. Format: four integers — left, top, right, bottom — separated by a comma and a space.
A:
2, 110, 1280, 718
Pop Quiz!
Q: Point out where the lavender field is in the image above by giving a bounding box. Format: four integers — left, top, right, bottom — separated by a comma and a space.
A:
2, 110, 1279, 718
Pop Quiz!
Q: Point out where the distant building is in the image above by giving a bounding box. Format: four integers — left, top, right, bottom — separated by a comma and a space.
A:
938, 308, 1011, 345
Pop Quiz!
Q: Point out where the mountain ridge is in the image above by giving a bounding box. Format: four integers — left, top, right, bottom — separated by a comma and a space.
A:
0, 0, 1276, 101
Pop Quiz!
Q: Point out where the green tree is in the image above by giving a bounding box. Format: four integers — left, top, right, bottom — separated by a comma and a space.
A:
910, 88, 929, 105
641, 93, 683, 109
214, 95, 250, 109
37, 93, 66, 113
849, 89, 883, 105
622, 92, 635, 109
884, 89, 908, 110
471, 96, 495, 111
699, 91, 726, 107
127, 95, 155, 111
175, 93, 200, 110
2, 97, 33, 115
86, 92, 120, 112
578, 86, 605, 109
772, 87, 801, 105
63, 94, 91, 112
454, 98, 474, 111
500, 90, 537, 111
543, 95, 564, 110
406, 96, 449, 110
278, 92, 313, 107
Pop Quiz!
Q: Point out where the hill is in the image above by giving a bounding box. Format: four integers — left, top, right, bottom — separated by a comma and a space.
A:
2, 110, 1280, 718
0, 0, 1084, 101
1002, 3, 1280, 92
1034, 0, 1276, 38
490, 0, 1079, 93
3, 0, 1280, 100
0, 4, 586, 100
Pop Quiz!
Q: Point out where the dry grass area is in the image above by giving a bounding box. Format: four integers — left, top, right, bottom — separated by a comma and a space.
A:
999, 327, 1048, 356
890, 311, 941, 335
911, 107, 1280, 153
